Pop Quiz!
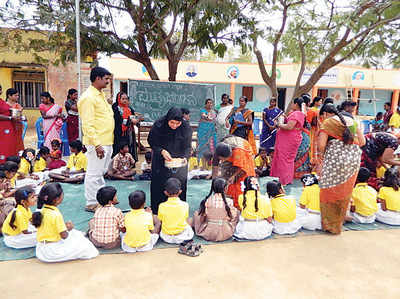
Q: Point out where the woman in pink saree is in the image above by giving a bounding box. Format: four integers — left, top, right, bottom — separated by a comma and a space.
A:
270, 97, 306, 185
39, 92, 63, 149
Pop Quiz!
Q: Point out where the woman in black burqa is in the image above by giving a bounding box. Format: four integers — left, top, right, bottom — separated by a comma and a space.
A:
148, 108, 193, 213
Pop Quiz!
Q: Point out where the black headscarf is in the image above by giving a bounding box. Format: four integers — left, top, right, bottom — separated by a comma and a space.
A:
148, 107, 192, 159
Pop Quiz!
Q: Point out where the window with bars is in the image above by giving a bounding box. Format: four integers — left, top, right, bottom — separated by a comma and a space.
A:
13, 71, 46, 108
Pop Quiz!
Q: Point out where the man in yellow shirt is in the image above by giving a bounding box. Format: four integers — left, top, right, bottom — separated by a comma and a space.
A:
350, 167, 378, 224
389, 108, 400, 129
77, 67, 114, 212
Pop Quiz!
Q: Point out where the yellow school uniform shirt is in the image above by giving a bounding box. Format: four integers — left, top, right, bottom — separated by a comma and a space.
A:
158, 197, 189, 235
376, 166, 386, 179
299, 184, 320, 212
238, 190, 272, 220
10, 174, 17, 188
36, 205, 67, 242
2, 205, 32, 236
271, 194, 296, 223
188, 157, 198, 171
18, 158, 31, 175
255, 156, 270, 168
124, 209, 154, 248
351, 183, 378, 216
77, 85, 114, 146
389, 113, 400, 128
378, 187, 400, 212
66, 151, 87, 171
33, 157, 47, 172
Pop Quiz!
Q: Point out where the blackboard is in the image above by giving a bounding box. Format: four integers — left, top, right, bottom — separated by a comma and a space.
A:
128, 80, 216, 122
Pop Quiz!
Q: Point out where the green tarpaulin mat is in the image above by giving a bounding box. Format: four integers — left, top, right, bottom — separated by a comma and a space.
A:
1, 178, 398, 261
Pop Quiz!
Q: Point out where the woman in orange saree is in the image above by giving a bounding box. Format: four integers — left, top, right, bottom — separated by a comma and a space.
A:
307, 97, 323, 171
213, 136, 256, 208
318, 104, 365, 234
226, 96, 257, 155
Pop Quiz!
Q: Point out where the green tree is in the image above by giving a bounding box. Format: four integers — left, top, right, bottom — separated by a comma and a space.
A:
0, 0, 250, 81
250, 0, 400, 100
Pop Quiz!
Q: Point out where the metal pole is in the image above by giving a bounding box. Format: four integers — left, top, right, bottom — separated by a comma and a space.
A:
75, 0, 82, 140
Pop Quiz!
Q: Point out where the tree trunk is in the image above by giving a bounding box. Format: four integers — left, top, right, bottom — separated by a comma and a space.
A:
142, 59, 160, 80
168, 58, 178, 81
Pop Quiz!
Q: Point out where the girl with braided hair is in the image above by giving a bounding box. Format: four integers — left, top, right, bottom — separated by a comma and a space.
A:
192, 177, 239, 241
233, 176, 273, 240
318, 104, 365, 234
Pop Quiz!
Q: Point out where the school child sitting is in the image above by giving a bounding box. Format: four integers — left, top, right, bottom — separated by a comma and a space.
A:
297, 173, 321, 230
158, 178, 194, 244
106, 143, 136, 181
193, 178, 239, 241
255, 147, 271, 178
33, 183, 98, 262
49, 140, 87, 184
233, 176, 273, 240
33, 146, 50, 173
138, 151, 152, 180
5, 156, 21, 187
376, 168, 400, 225
122, 190, 160, 253
0, 161, 19, 233
189, 150, 212, 180
350, 167, 378, 224
2, 186, 37, 248
188, 148, 198, 172
376, 161, 386, 180
88, 186, 125, 249
18, 148, 38, 178
267, 180, 302, 235
48, 139, 67, 170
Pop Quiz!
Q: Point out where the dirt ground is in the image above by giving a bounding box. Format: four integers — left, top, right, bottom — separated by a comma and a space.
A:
1, 229, 400, 299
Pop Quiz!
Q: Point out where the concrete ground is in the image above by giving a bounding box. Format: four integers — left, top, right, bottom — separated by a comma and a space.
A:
1, 229, 400, 298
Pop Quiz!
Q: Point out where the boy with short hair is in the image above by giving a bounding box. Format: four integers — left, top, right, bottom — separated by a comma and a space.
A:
255, 147, 271, 177
88, 186, 125, 249
158, 178, 194, 244
122, 190, 160, 253
107, 143, 136, 181
350, 167, 378, 224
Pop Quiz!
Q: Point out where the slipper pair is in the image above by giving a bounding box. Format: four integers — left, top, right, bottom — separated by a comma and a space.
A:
178, 240, 203, 257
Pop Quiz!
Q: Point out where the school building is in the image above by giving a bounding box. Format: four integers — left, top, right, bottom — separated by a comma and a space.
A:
106, 56, 400, 117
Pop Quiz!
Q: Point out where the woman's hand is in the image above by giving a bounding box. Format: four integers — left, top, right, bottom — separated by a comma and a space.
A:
225, 120, 230, 128
95, 146, 105, 159
161, 149, 172, 161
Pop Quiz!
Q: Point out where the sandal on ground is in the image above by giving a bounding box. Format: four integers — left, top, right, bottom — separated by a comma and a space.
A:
178, 242, 200, 257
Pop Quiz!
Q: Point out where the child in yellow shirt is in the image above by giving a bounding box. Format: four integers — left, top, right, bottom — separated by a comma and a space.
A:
376, 168, 400, 225
122, 190, 160, 253
0, 161, 19, 233
255, 148, 271, 177
233, 176, 273, 240
32, 183, 98, 263
49, 140, 87, 183
267, 180, 301, 235
2, 186, 37, 249
33, 146, 50, 173
158, 178, 194, 244
350, 167, 378, 224
297, 173, 321, 230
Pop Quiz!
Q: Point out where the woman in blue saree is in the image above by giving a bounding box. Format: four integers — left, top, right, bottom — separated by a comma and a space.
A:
260, 98, 282, 151
197, 99, 217, 159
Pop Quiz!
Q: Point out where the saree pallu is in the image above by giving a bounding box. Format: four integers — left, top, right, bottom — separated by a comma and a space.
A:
294, 130, 311, 179
220, 138, 255, 208
216, 105, 232, 141
319, 118, 362, 234
40, 104, 63, 149
230, 109, 257, 155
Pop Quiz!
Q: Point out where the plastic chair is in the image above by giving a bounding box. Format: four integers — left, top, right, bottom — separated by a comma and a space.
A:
35, 117, 44, 149
253, 118, 262, 136
60, 121, 70, 156
361, 119, 371, 134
